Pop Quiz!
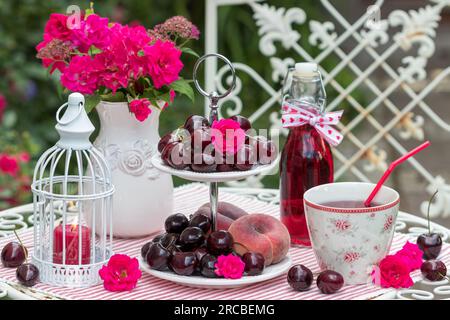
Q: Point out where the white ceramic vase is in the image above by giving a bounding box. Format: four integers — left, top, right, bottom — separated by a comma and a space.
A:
93, 101, 173, 238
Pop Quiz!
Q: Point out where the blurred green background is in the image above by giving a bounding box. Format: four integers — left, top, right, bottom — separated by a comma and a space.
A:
1, 0, 344, 208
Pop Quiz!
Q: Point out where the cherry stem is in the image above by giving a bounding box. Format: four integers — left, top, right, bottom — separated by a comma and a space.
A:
233, 241, 250, 252
13, 229, 28, 263
427, 190, 439, 234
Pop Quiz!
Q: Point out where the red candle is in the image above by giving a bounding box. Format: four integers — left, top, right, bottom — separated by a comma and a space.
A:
53, 224, 91, 265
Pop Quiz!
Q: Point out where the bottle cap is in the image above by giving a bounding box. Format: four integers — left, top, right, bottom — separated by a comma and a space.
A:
294, 62, 319, 77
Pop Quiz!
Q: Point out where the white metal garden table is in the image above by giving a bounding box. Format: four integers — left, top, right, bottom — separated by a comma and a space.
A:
0, 185, 449, 300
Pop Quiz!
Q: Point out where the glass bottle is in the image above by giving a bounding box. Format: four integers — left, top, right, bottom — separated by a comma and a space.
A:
280, 63, 334, 247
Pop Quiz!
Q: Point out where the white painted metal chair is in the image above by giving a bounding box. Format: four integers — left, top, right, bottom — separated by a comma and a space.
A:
204, 0, 450, 218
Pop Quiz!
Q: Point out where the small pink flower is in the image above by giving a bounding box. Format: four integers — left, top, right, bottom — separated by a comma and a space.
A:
44, 13, 72, 41
395, 241, 423, 271
0, 154, 19, 177
335, 219, 351, 231
214, 254, 245, 279
384, 215, 394, 231
129, 98, 152, 122
60, 55, 101, 94
71, 14, 111, 52
169, 89, 176, 103
99, 254, 142, 292
372, 254, 413, 289
344, 252, 360, 263
211, 119, 246, 155
144, 40, 183, 88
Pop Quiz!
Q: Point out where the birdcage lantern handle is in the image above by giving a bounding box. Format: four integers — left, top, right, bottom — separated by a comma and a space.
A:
56, 101, 84, 126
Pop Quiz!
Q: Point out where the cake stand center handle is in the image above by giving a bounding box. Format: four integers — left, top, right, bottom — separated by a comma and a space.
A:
193, 53, 236, 123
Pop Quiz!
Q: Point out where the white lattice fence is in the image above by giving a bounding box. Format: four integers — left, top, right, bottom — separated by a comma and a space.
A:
204, 0, 450, 218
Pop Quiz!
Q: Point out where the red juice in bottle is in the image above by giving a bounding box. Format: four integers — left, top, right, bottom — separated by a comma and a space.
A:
280, 63, 334, 247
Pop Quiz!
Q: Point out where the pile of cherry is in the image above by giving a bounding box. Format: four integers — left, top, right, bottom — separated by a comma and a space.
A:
158, 115, 277, 172
141, 213, 265, 277
1, 231, 39, 287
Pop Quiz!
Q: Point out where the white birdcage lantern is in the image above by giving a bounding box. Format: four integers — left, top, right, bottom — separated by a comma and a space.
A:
31, 92, 114, 288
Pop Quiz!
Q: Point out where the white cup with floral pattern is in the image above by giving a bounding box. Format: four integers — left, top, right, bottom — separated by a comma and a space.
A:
304, 182, 400, 285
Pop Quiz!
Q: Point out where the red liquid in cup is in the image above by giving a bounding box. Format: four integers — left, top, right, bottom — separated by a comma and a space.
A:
320, 200, 383, 208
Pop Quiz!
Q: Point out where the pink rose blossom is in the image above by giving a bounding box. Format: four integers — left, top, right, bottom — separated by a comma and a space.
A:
71, 14, 111, 52
144, 40, 183, 88
129, 98, 152, 122
0, 154, 19, 177
99, 254, 142, 292
44, 14, 72, 41
18, 152, 30, 163
60, 55, 101, 94
372, 254, 414, 289
169, 89, 176, 103
396, 241, 423, 271
211, 119, 246, 155
0, 94, 6, 121
214, 254, 245, 279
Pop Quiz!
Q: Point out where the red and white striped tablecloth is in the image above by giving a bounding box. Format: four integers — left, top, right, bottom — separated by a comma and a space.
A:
1, 183, 448, 300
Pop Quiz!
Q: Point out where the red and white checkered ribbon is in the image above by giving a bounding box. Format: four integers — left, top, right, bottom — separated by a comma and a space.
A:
281, 102, 344, 147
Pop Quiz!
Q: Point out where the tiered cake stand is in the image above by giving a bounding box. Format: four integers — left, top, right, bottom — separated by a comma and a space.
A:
144, 54, 291, 289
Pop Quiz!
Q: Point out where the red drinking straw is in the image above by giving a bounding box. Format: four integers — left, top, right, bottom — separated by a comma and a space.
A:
364, 141, 431, 207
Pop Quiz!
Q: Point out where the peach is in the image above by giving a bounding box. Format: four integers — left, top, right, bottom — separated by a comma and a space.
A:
228, 214, 290, 266
193, 207, 235, 231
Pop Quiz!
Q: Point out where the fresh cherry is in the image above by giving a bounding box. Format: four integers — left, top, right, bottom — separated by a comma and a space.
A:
418, 233, 442, 260
230, 115, 251, 131
159, 233, 179, 249
207, 230, 234, 255
179, 227, 205, 250
317, 270, 344, 294
170, 252, 197, 276
184, 115, 209, 134
191, 128, 212, 152
161, 141, 190, 170
217, 163, 235, 172
200, 254, 218, 278
417, 191, 442, 260
242, 252, 265, 276
235, 144, 256, 171
141, 242, 153, 260
152, 233, 165, 243
189, 214, 211, 234
191, 153, 217, 172
256, 137, 277, 165
194, 247, 208, 266
16, 263, 39, 287
1, 242, 27, 268
146, 242, 171, 270
287, 264, 313, 291
165, 213, 189, 234
421, 260, 447, 281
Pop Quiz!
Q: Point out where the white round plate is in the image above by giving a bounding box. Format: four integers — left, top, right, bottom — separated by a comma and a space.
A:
139, 255, 291, 289
151, 154, 279, 183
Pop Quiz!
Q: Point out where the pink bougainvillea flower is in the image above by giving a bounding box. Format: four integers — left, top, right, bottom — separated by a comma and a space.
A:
99, 254, 141, 292
372, 254, 414, 289
144, 40, 183, 88
0, 94, 6, 121
71, 14, 111, 52
129, 98, 152, 122
60, 55, 101, 94
44, 13, 72, 41
169, 89, 176, 103
0, 154, 19, 177
211, 119, 246, 155
214, 254, 245, 279
18, 152, 31, 163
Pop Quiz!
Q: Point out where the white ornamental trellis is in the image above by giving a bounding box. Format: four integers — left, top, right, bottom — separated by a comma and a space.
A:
204, 0, 450, 218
